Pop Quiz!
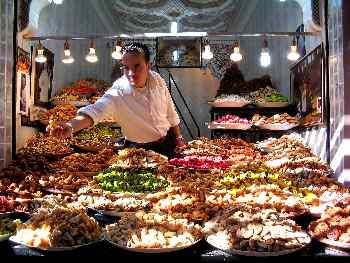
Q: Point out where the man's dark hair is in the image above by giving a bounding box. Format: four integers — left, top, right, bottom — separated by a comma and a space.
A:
121, 42, 150, 63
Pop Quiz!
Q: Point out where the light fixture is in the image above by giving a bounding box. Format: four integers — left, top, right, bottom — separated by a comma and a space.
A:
260, 38, 271, 67
111, 39, 123, 60
35, 41, 47, 63
287, 37, 301, 61
170, 21, 178, 34
280, 0, 286, 2
85, 40, 98, 63
172, 50, 179, 62
48, 0, 64, 4
230, 40, 243, 62
62, 40, 74, 64
202, 39, 213, 60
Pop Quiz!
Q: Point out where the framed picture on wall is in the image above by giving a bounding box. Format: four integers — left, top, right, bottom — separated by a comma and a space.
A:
33, 45, 54, 107
16, 47, 31, 116
290, 44, 325, 127
156, 37, 202, 68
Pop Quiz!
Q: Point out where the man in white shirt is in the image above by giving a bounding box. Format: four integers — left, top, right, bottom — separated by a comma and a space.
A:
48, 43, 185, 157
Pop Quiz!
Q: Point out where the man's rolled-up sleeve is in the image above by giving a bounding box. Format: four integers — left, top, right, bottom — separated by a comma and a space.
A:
77, 94, 118, 125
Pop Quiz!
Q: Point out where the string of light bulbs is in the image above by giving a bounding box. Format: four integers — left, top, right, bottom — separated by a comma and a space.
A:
201, 37, 301, 66
34, 37, 302, 66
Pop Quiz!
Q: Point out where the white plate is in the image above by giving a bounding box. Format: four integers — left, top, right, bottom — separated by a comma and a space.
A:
206, 235, 310, 257
317, 238, 350, 250
256, 123, 298, 131
106, 237, 202, 253
209, 101, 249, 108
9, 235, 103, 252
256, 101, 289, 108
208, 122, 252, 130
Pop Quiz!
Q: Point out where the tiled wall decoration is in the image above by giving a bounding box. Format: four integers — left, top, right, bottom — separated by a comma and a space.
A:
328, 0, 344, 177
0, 0, 14, 169
343, 0, 350, 181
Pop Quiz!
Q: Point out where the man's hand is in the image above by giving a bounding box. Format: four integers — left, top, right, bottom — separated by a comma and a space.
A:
46, 122, 73, 139
46, 114, 94, 139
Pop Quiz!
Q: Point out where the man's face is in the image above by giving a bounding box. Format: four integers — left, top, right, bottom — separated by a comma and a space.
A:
121, 52, 150, 88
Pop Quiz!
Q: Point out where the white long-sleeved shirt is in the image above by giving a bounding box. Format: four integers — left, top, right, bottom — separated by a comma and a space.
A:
77, 71, 180, 143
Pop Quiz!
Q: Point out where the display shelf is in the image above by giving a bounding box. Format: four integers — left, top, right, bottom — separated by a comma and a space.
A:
210, 104, 297, 119
210, 128, 296, 142
209, 104, 298, 140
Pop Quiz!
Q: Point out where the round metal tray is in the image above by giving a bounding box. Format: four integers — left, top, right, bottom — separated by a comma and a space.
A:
256, 101, 289, 108
106, 237, 202, 253
205, 234, 310, 257
256, 123, 298, 131
9, 235, 103, 252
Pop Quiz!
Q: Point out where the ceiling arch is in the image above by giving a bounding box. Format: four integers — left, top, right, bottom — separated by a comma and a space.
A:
100, 0, 241, 33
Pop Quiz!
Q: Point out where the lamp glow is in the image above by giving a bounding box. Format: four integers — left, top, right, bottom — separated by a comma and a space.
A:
112, 40, 123, 60
287, 38, 300, 61
173, 50, 179, 61
260, 39, 270, 67
35, 41, 47, 63
48, 0, 64, 4
230, 41, 243, 62
62, 41, 74, 64
86, 40, 98, 63
170, 22, 178, 34
202, 44, 213, 60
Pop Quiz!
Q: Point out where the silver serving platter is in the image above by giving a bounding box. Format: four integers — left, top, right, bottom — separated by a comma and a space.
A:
9, 235, 103, 252
256, 123, 299, 131
205, 234, 310, 257
256, 101, 289, 108
105, 237, 202, 253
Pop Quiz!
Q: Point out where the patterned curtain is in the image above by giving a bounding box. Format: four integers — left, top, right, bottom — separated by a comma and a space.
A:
204, 43, 233, 80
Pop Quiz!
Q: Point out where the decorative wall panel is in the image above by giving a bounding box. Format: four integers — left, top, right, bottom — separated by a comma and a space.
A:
0, 0, 14, 168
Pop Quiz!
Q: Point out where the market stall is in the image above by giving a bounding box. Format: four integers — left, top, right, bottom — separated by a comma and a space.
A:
2, 0, 349, 260
1, 135, 350, 258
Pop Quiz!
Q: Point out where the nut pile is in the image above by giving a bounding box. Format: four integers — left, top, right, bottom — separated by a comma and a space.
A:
105, 211, 203, 249
108, 148, 168, 168
49, 149, 114, 172
253, 113, 299, 126
13, 207, 102, 248
309, 199, 350, 243
205, 207, 310, 253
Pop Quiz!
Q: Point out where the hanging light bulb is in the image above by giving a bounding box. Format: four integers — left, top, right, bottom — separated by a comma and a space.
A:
86, 40, 98, 63
260, 38, 271, 67
111, 39, 123, 60
62, 40, 74, 64
202, 39, 213, 60
35, 41, 47, 63
170, 21, 178, 34
287, 37, 300, 61
230, 40, 243, 62
172, 50, 179, 61
48, 0, 64, 4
